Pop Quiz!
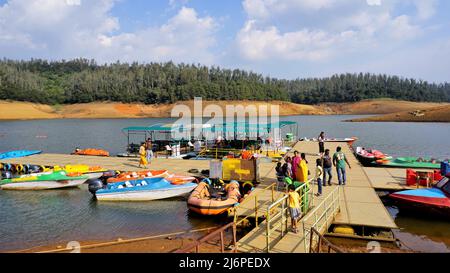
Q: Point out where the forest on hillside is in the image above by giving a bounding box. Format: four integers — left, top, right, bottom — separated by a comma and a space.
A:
0, 59, 449, 105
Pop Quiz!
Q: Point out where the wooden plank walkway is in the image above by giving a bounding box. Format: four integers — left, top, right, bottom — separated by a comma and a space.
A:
237, 140, 398, 253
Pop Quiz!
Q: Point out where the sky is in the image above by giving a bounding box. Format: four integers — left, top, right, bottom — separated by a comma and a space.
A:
0, 0, 449, 82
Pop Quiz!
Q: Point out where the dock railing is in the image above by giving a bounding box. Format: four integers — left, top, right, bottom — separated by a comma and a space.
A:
174, 222, 237, 253
233, 182, 277, 228
308, 227, 344, 253
264, 179, 314, 252
301, 186, 341, 252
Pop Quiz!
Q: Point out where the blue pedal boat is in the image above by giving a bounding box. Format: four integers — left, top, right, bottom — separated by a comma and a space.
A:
90, 177, 197, 201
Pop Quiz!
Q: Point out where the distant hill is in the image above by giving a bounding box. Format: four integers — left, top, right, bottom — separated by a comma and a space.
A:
1, 99, 448, 120
0, 59, 449, 105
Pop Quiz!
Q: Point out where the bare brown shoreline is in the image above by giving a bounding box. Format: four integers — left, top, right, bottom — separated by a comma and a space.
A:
347, 105, 450, 123
0, 99, 448, 121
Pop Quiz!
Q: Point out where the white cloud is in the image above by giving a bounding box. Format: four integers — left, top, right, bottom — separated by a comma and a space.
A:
243, 0, 338, 20
237, 0, 425, 62
95, 7, 217, 63
413, 0, 438, 20
366, 0, 381, 6
0, 1, 218, 64
237, 20, 335, 61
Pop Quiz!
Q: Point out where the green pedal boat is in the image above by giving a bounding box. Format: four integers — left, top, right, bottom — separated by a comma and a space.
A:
0, 171, 88, 190
374, 157, 443, 169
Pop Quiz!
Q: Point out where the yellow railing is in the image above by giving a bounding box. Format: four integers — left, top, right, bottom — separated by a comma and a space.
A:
264, 179, 314, 252
301, 186, 341, 252
233, 182, 277, 228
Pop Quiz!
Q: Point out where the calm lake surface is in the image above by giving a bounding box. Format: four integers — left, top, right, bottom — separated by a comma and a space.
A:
0, 116, 449, 251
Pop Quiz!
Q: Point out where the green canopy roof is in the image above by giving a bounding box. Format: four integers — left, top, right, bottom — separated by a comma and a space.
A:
123, 121, 296, 134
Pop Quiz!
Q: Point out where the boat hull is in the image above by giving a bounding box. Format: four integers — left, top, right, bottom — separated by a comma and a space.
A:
0, 179, 87, 190
96, 184, 196, 201
375, 157, 441, 169
390, 188, 450, 219
355, 153, 376, 166
84, 172, 104, 180
0, 150, 42, 160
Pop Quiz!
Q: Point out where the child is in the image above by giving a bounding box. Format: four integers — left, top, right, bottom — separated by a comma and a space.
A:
275, 161, 283, 176
283, 156, 293, 179
288, 184, 301, 233
315, 158, 323, 197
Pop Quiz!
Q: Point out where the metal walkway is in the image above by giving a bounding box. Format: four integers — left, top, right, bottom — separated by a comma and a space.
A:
237, 140, 397, 253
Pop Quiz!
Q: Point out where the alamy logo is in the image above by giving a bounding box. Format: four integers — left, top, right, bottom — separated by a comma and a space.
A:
367, 241, 381, 253
170, 97, 280, 141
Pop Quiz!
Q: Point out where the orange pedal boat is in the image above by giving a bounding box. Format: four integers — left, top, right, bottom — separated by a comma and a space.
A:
73, 148, 110, 157
107, 170, 168, 183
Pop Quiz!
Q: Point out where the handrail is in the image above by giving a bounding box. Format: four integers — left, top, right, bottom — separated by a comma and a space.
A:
174, 222, 237, 253
264, 178, 314, 252
301, 186, 341, 252
309, 227, 343, 253
233, 182, 277, 228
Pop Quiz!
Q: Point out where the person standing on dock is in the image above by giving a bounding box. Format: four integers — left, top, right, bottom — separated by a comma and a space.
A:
292, 151, 300, 180
296, 153, 309, 183
333, 146, 351, 185
138, 142, 148, 168
322, 149, 333, 186
288, 184, 301, 233
318, 132, 325, 156
283, 156, 293, 179
315, 158, 323, 196
145, 138, 153, 165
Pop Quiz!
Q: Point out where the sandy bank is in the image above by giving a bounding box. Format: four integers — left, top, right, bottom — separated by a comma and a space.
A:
0, 99, 448, 120
347, 105, 450, 122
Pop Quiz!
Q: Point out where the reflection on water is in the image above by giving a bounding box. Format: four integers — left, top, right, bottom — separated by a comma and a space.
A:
385, 204, 450, 253
0, 116, 449, 251
0, 185, 223, 251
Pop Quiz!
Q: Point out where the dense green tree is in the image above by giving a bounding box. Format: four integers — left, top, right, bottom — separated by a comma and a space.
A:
0, 59, 448, 104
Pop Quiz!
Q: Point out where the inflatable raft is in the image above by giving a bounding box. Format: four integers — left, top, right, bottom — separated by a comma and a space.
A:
187, 180, 241, 216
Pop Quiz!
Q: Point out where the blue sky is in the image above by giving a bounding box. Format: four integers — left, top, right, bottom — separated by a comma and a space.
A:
0, 0, 449, 82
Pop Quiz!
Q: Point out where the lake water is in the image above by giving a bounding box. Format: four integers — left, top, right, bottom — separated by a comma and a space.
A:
0, 116, 449, 252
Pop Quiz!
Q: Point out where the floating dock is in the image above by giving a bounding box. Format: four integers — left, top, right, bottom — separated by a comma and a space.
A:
2, 142, 412, 253
237, 140, 398, 253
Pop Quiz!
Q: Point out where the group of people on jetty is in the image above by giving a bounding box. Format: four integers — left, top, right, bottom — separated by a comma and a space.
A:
276, 132, 352, 233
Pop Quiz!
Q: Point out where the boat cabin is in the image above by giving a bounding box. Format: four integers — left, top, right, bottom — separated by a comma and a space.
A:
121, 121, 298, 158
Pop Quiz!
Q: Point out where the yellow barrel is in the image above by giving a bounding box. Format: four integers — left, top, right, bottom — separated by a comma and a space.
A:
333, 225, 355, 235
